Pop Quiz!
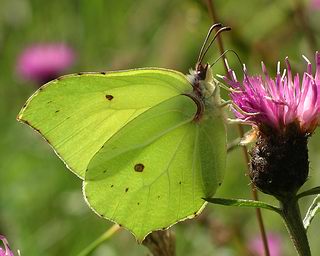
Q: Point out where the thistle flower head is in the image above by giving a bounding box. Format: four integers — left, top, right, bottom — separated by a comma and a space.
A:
226, 52, 320, 135
0, 235, 14, 256
16, 43, 75, 85
311, 0, 320, 9
224, 53, 320, 197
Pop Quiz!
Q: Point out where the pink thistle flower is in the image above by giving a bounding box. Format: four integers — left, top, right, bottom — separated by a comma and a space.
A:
0, 235, 14, 256
226, 52, 320, 135
16, 43, 75, 85
310, 0, 320, 9
249, 233, 282, 256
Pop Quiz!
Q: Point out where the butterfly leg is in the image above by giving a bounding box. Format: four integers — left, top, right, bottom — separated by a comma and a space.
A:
219, 99, 232, 108
226, 128, 257, 152
215, 78, 239, 93
226, 118, 249, 125
227, 137, 241, 153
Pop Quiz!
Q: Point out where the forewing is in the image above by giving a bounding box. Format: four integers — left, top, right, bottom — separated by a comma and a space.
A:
17, 69, 192, 178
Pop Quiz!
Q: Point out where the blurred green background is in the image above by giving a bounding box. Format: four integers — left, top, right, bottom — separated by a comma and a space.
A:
1, 0, 320, 255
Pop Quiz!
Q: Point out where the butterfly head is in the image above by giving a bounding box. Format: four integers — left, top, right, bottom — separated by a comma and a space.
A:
195, 62, 209, 80
184, 24, 231, 120
187, 24, 230, 100
187, 62, 216, 100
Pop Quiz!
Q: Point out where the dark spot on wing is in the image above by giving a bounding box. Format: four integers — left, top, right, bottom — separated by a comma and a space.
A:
134, 163, 144, 172
125, 188, 129, 192
193, 211, 199, 217
218, 182, 222, 186
179, 181, 182, 185
66, 116, 71, 120
100, 71, 106, 75
157, 195, 160, 199
55, 110, 60, 113
137, 202, 140, 205
162, 227, 166, 230
119, 224, 122, 227
47, 101, 52, 104
105, 95, 114, 101
100, 214, 104, 217
35, 128, 42, 135
77, 72, 84, 75
103, 170, 107, 173
23, 103, 27, 108
111, 184, 114, 188
39, 87, 43, 91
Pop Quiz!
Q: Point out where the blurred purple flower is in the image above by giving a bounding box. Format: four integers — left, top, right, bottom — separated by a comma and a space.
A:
0, 235, 14, 256
17, 43, 75, 85
311, 0, 320, 9
249, 233, 282, 256
225, 52, 320, 134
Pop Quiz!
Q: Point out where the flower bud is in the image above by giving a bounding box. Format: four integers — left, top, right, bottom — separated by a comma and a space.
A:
249, 123, 309, 198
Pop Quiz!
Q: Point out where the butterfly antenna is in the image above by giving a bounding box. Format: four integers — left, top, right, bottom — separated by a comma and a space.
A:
211, 49, 244, 69
213, 49, 253, 92
196, 23, 223, 64
198, 26, 231, 65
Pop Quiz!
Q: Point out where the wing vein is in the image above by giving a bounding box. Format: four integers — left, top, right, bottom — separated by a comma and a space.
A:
200, 125, 217, 186
175, 128, 192, 220
191, 125, 199, 209
102, 109, 194, 163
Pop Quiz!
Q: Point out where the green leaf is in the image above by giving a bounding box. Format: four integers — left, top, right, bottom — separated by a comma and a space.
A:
303, 195, 320, 231
205, 197, 281, 214
297, 186, 320, 199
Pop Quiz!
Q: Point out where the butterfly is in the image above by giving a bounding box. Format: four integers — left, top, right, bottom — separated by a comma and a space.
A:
17, 23, 229, 241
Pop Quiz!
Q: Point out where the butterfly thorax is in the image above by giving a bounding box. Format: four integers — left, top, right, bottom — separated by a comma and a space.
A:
186, 63, 221, 121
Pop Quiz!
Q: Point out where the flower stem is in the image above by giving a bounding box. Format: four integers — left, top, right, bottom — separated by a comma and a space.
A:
204, 1, 270, 255
77, 224, 121, 256
280, 197, 311, 256
236, 124, 271, 256
292, 0, 317, 55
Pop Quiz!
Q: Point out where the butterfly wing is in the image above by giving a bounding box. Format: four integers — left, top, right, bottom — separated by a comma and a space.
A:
84, 94, 226, 241
18, 67, 226, 240
17, 69, 192, 178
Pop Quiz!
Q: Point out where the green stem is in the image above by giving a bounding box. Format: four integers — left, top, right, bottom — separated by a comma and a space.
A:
205, 1, 270, 255
77, 224, 121, 256
297, 186, 320, 199
280, 197, 311, 256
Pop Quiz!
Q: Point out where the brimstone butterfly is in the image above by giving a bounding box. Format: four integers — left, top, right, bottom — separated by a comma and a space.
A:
17, 24, 229, 241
